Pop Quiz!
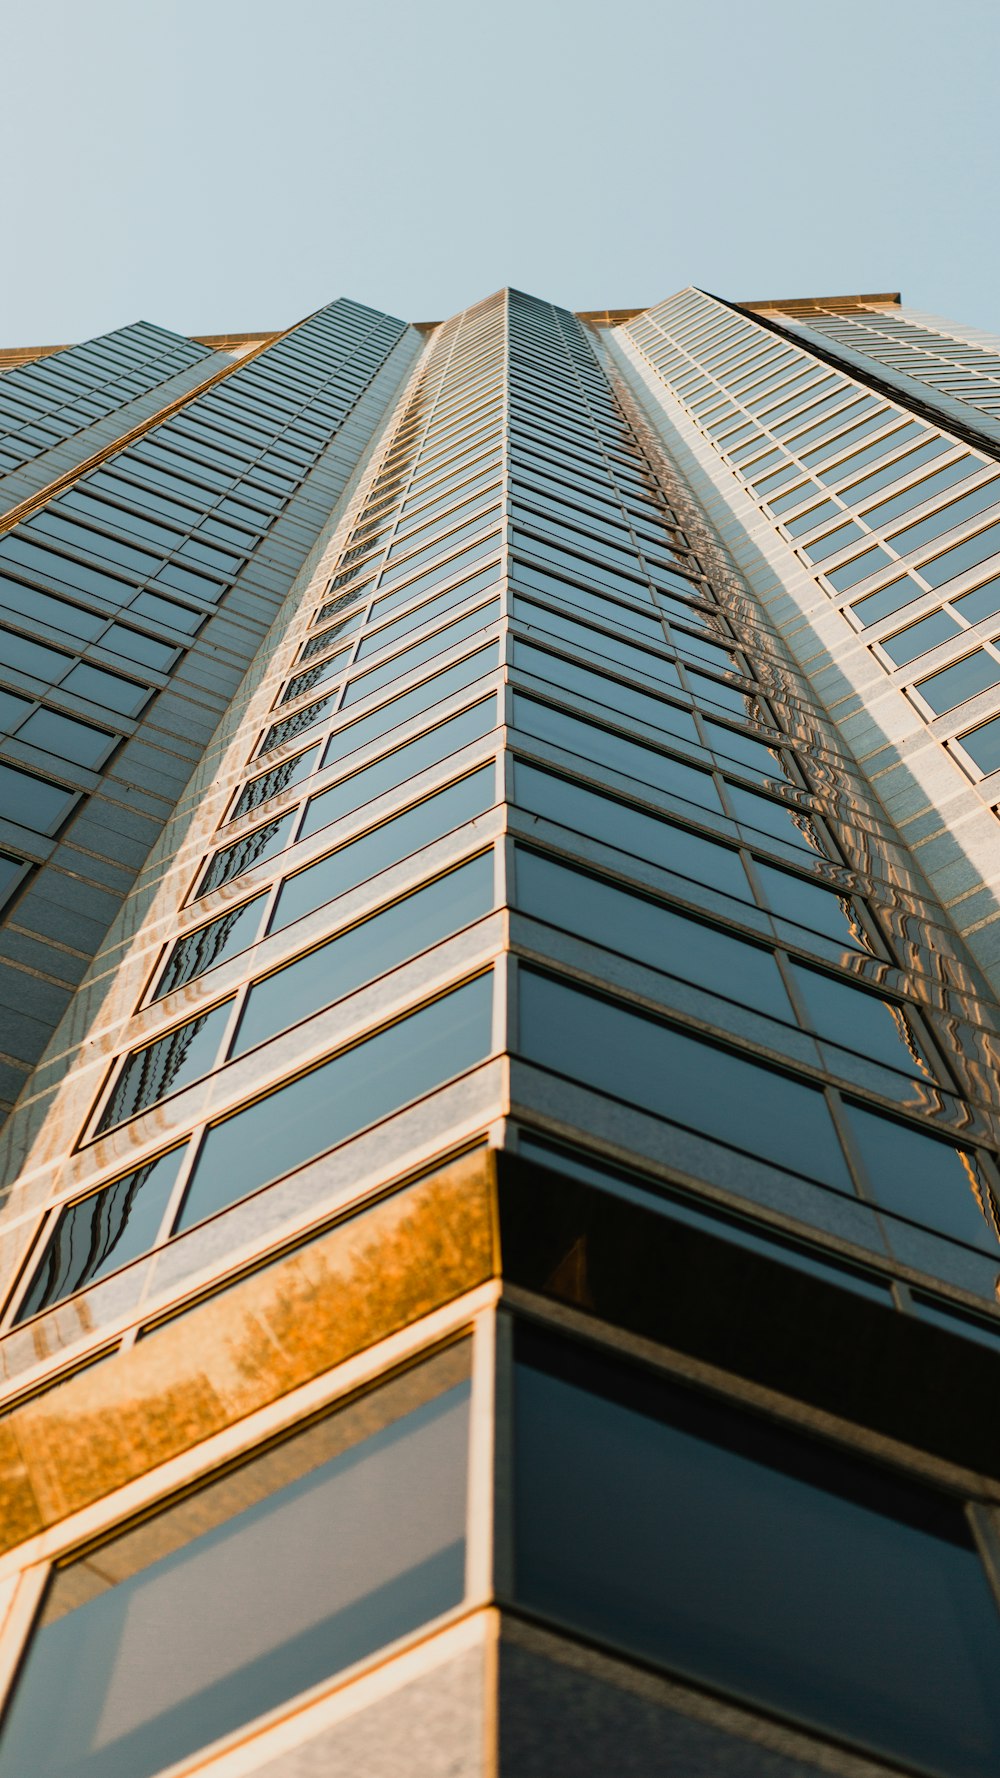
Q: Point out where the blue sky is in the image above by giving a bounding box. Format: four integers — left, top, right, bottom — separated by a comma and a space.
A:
2, 0, 997, 344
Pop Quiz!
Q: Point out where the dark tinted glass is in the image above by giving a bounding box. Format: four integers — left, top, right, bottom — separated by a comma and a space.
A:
513, 696, 721, 814
513, 761, 749, 902
519, 968, 851, 1189
0, 764, 76, 834
515, 847, 792, 1019
178, 973, 493, 1228
154, 896, 267, 999
96, 998, 234, 1132
303, 699, 495, 840
843, 1101, 1000, 1254
514, 1327, 1000, 1778
273, 766, 493, 933
234, 854, 493, 1055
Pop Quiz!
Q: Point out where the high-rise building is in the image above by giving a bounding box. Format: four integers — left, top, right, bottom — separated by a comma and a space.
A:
1, 284, 1000, 1778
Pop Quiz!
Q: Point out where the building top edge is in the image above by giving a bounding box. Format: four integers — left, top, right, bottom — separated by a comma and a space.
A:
740, 290, 902, 314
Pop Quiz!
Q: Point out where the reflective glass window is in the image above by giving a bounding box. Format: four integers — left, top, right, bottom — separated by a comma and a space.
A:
154, 895, 268, 999
178, 973, 493, 1228
272, 766, 494, 934
880, 610, 961, 666
844, 1102, 1000, 1255
858, 455, 975, 528
230, 749, 319, 823
16, 706, 115, 767
914, 649, 1000, 715
197, 813, 295, 896
826, 548, 893, 593
0, 1348, 470, 1778
14, 1148, 188, 1320
96, 996, 235, 1133
890, 483, 1000, 557
956, 714, 1000, 775
920, 521, 1000, 590
0, 763, 77, 834
304, 698, 496, 840
519, 968, 851, 1188
789, 962, 938, 1079
235, 853, 493, 1056
514, 1325, 1000, 1778
512, 641, 695, 745
60, 663, 149, 716
953, 576, 1000, 625
515, 848, 793, 1019
513, 695, 722, 814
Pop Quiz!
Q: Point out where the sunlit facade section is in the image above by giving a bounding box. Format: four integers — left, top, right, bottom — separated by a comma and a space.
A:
613, 287, 1000, 988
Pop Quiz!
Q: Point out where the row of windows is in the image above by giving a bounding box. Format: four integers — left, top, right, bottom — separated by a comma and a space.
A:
0, 323, 211, 475
22, 289, 998, 1396
625, 293, 1000, 794
0, 304, 409, 843
6, 1312, 1000, 1778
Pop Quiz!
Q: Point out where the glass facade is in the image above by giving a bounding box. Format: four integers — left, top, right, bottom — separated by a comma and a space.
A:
2, 282, 1000, 1778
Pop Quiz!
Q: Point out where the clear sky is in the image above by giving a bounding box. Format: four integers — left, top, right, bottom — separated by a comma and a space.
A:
2, 0, 998, 346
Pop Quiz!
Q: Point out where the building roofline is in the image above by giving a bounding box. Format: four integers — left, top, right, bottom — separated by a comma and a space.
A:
740, 290, 902, 314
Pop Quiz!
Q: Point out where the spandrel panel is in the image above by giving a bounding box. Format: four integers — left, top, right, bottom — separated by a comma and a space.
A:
518, 967, 852, 1190
14, 1147, 188, 1321
514, 1327, 1000, 1778
0, 1349, 470, 1778
234, 853, 493, 1056
177, 972, 493, 1230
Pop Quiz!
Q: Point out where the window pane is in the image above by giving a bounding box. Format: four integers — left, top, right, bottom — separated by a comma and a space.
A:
956, 715, 1000, 775
513, 696, 721, 815
0, 763, 76, 834
96, 997, 235, 1133
513, 761, 750, 902
234, 854, 493, 1056
198, 813, 295, 896
515, 847, 793, 1020
843, 1102, 1000, 1254
519, 969, 851, 1189
514, 1327, 1000, 1778
14, 1148, 187, 1319
154, 895, 267, 998
274, 766, 493, 934
0, 1348, 470, 1778
341, 599, 500, 708
303, 699, 495, 841
512, 641, 695, 747
178, 973, 493, 1229
915, 649, 1000, 715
